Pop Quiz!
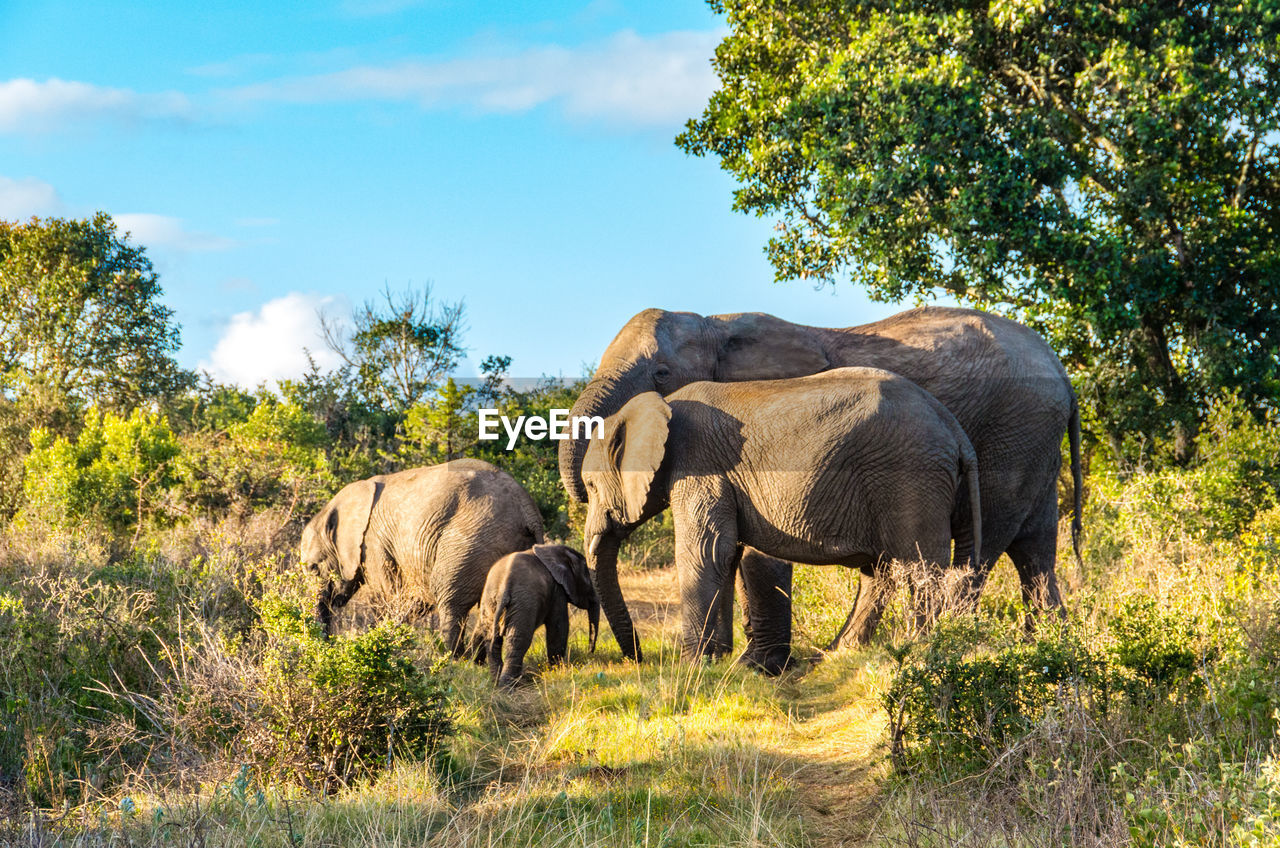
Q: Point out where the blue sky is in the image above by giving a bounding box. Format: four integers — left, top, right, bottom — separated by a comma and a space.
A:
0, 1, 905, 386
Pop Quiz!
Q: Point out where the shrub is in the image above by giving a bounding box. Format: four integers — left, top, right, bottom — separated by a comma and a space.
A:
1100, 394, 1280, 547
1108, 595, 1204, 689
886, 617, 1107, 779
175, 396, 335, 521
245, 597, 452, 789
0, 550, 184, 806
21, 407, 179, 538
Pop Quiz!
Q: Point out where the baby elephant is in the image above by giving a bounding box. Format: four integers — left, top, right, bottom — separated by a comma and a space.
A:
476, 544, 599, 688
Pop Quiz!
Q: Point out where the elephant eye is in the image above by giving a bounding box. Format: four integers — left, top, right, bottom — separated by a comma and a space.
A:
653, 365, 671, 385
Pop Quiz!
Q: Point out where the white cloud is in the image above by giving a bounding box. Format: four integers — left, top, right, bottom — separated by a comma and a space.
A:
114, 213, 236, 252
0, 78, 192, 134
0, 175, 66, 219
201, 292, 348, 387
226, 29, 723, 126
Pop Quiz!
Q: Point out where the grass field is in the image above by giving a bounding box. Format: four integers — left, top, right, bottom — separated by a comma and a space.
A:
4, 499, 1280, 847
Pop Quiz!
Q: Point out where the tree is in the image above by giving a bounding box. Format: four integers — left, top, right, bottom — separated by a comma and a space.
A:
321, 283, 466, 412
0, 213, 193, 409
678, 1, 1280, 463
401, 356, 511, 463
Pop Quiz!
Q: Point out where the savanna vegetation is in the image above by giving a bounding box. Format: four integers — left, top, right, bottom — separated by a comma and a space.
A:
4, 2, 1280, 845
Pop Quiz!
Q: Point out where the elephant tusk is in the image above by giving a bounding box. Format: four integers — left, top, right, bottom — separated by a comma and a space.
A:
587, 533, 601, 559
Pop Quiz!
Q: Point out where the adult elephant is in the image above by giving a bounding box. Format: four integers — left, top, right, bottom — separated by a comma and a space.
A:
561, 307, 1081, 661
581, 370, 983, 666
301, 458, 544, 653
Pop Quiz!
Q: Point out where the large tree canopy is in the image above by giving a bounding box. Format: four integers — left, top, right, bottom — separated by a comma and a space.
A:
679, 0, 1280, 462
0, 213, 192, 408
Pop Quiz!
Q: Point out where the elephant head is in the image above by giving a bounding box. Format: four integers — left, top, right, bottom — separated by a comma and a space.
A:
580, 392, 673, 660
532, 544, 599, 652
301, 477, 382, 633
560, 310, 829, 502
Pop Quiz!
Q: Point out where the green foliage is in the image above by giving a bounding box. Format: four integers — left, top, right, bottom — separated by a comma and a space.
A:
21, 407, 179, 537
886, 617, 1107, 779
402, 377, 479, 462
252, 597, 453, 788
1109, 596, 1203, 688
680, 0, 1280, 459
1094, 394, 1280, 545
0, 213, 193, 408
175, 394, 335, 520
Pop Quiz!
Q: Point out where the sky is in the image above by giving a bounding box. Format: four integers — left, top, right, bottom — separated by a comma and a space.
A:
0, 1, 907, 387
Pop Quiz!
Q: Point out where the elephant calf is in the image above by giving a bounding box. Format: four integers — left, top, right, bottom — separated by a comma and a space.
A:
475, 544, 599, 688
581, 366, 982, 665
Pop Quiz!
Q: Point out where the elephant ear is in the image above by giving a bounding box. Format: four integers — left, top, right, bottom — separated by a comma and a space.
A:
710, 312, 831, 382
609, 392, 672, 524
533, 545, 594, 609
332, 478, 383, 582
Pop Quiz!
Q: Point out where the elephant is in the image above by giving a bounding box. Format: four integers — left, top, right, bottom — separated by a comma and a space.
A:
475, 544, 599, 688
300, 458, 544, 652
561, 306, 1080, 661
580, 367, 983, 665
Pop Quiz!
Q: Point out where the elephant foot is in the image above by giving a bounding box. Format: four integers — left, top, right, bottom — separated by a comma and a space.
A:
738, 648, 794, 677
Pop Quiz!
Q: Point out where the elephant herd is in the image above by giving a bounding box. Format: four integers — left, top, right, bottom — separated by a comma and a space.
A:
300, 305, 1082, 686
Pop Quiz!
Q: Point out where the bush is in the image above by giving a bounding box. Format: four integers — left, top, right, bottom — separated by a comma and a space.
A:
1108, 595, 1204, 689
1099, 394, 1280, 547
21, 407, 179, 538
0, 549, 185, 806
175, 395, 335, 522
244, 597, 452, 790
885, 616, 1107, 779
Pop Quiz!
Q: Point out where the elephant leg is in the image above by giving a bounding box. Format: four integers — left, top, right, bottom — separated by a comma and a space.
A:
438, 608, 469, 657
1005, 482, 1066, 619
498, 619, 536, 689
1006, 529, 1065, 632
488, 632, 504, 681
738, 549, 792, 675
674, 503, 739, 661
546, 602, 570, 667
711, 547, 742, 659
589, 534, 641, 663
829, 567, 893, 650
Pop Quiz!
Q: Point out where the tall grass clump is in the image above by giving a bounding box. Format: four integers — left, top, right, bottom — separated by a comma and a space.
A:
873, 395, 1280, 847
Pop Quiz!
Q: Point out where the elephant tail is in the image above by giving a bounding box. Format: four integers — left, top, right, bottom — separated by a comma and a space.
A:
1069, 393, 1084, 571
491, 589, 511, 647
959, 437, 982, 573
518, 488, 546, 546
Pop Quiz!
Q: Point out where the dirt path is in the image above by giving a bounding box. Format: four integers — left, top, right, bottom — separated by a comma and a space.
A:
619, 568, 888, 847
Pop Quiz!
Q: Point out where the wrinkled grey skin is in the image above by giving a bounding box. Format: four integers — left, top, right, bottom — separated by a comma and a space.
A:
475, 544, 599, 688
581, 368, 983, 663
300, 459, 544, 653
562, 307, 1081, 660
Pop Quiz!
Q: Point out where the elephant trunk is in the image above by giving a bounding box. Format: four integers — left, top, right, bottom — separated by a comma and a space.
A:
587, 595, 599, 653
586, 532, 640, 661
559, 370, 638, 502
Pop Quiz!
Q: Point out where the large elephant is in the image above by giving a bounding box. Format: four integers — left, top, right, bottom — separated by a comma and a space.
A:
562, 306, 1081, 661
300, 458, 544, 652
580, 368, 983, 663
